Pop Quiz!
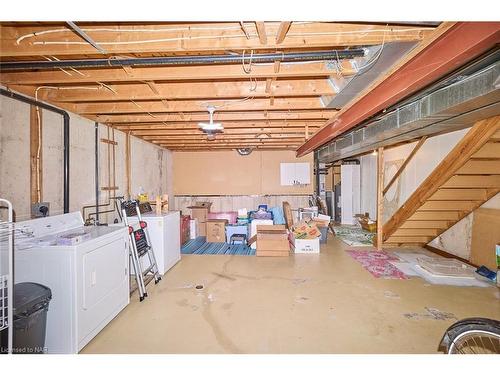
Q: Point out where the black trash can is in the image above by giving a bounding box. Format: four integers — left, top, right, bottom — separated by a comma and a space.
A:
13, 282, 52, 354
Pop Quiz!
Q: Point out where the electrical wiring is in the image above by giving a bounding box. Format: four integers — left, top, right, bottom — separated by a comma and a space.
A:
16, 26, 428, 48
16, 25, 247, 44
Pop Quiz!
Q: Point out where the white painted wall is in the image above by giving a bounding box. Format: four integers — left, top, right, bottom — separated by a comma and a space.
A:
0, 93, 173, 223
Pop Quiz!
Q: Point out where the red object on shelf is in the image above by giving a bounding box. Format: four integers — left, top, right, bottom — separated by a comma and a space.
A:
180, 215, 191, 244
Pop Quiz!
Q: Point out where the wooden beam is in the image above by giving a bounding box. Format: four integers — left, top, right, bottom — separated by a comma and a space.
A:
65, 97, 326, 114
113, 121, 323, 130
383, 136, 427, 195
0, 22, 433, 57
255, 22, 267, 44
130, 128, 317, 136
298, 21, 500, 157
94, 110, 337, 124
19, 80, 335, 102
0, 61, 356, 85
30, 104, 42, 206
276, 22, 292, 44
376, 147, 384, 250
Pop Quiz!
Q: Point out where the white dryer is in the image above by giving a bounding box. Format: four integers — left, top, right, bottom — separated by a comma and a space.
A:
14, 212, 129, 354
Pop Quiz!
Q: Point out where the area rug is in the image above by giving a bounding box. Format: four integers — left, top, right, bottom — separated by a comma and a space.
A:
181, 236, 255, 256
333, 225, 374, 246
345, 249, 409, 279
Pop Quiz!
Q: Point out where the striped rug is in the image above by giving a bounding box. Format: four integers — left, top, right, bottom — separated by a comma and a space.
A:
181, 236, 255, 256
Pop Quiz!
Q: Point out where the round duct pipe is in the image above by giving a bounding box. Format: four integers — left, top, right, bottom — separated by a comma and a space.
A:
236, 148, 253, 156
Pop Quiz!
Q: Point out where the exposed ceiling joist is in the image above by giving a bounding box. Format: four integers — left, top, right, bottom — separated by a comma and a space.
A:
0, 22, 433, 57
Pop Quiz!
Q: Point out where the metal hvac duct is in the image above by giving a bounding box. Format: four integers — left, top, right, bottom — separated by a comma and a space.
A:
317, 53, 500, 163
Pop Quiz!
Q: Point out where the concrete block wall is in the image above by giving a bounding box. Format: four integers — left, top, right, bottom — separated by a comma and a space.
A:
0, 92, 173, 223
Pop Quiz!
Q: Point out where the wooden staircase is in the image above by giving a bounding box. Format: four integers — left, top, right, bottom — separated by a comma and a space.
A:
381, 116, 500, 247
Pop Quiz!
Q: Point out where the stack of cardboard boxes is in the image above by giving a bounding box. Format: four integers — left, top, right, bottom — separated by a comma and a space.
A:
188, 202, 212, 237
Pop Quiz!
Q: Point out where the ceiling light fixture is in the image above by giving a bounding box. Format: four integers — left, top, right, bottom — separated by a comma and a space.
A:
198, 106, 224, 140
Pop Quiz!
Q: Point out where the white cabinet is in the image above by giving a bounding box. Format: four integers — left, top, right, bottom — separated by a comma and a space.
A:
340, 164, 361, 225
280, 162, 311, 186
128, 211, 181, 275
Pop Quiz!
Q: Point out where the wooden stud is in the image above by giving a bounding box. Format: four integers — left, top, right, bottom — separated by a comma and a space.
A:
376, 147, 384, 250
100, 138, 118, 145
30, 104, 42, 206
383, 136, 427, 195
145, 81, 160, 95
125, 131, 131, 199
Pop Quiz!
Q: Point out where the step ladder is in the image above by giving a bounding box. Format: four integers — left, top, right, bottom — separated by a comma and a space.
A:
121, 199, 161, 301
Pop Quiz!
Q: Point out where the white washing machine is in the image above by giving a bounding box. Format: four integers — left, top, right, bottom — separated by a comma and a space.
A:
14, 212, 129, 354
118, 211, 181, 275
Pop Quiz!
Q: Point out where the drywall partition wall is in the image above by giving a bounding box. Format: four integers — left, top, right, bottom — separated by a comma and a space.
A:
173, 150, 314, 195
0, 92, 173, 222
359, 128, 469, 223
428, 192, 500, 260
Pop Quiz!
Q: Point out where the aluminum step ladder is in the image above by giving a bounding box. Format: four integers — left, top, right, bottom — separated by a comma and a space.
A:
121, 199, 161, 301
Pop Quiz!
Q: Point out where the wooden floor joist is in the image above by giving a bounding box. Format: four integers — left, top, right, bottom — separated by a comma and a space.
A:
0, 21, 440, 150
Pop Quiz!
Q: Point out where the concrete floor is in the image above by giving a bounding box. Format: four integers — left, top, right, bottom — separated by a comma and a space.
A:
82, 236, 500, 354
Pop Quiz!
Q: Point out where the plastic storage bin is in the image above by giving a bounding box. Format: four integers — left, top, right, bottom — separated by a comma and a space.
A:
319, 226, 328, 244
13, 282, 52, 354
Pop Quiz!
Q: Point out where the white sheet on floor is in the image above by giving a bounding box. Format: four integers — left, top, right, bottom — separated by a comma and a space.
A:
412, 265, 491, 287
389, 261, 420, 277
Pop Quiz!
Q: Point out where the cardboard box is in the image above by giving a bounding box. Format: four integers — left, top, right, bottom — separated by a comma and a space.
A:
256, 225, 290, 256
206, 219, 227, 243
294, 237, 320, 254
470, 208, 500, 270
188, 203, 212, 236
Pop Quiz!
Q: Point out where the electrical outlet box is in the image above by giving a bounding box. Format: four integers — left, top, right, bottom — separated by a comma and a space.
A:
31, 202, 50, 218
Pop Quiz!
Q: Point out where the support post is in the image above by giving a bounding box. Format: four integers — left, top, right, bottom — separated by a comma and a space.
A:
314, 151, 320, 196
30, 105, 42, 209
125, 131, 131, 199
376, 147, 384, 251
